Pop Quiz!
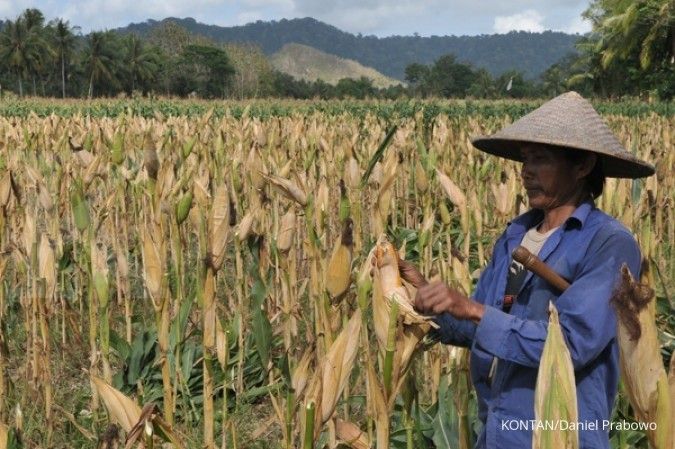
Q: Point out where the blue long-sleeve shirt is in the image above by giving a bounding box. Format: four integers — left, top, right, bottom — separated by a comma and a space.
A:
434, 200, 641, 449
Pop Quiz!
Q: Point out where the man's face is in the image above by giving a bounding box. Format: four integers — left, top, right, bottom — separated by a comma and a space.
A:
519, 144, 583, 211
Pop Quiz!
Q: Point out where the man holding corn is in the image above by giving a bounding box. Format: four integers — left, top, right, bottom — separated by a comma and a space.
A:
400, 92, 655, 449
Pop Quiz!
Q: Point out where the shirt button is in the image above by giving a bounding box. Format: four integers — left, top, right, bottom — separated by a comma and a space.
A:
496, 300, 503, 306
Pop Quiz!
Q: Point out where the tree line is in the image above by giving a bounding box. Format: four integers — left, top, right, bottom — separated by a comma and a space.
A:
0, 1, 672, 100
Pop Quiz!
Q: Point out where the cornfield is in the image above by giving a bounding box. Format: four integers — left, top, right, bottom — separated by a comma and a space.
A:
0, 99, 672, 448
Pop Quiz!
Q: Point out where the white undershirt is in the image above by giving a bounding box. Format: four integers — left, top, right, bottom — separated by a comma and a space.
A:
487, 223, 559, 384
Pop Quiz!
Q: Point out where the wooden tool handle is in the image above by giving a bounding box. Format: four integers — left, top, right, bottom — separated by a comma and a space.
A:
512, 246, 570, 292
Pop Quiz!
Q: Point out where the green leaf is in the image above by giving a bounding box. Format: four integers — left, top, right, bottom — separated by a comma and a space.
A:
432, 376, 460, 449
360, 125, 398, 187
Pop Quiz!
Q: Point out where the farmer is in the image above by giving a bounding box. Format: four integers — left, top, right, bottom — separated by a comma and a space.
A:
399, 91, 655, 449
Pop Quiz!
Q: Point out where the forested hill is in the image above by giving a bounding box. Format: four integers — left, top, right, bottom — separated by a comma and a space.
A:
119, 17, 581, 80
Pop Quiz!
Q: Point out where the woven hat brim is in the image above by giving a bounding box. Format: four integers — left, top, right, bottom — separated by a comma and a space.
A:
471, 136, 656, 179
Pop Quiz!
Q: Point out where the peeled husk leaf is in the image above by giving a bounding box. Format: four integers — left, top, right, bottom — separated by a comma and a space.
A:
91, 375, 141, 432
92, 376, 184, 449
261, 172, 307, 206
335, 418, 370, 449
292, 347, 314, 400
373, 238, 437, 329
533, 304, 578, 449
612, 263, 672, 449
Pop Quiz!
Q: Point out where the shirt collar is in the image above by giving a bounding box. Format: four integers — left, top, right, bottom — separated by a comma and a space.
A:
506, 198, 595, 237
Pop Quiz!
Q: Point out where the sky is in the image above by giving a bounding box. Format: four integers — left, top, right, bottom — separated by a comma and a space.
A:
0, 0, 593, 36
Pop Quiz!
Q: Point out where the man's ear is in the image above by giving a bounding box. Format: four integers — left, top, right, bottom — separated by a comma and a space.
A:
575, 153, 597, 180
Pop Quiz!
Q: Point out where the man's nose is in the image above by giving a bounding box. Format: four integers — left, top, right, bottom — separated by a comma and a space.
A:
520, 162, 534, 181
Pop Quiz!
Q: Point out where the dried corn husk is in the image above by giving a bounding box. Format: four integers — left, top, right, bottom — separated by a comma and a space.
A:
436, 169, 466, 208
415, 160, 428, 193
305, 309, 362, 440
142, 226, 163, 308
236, 210, 256, 242
208, 184, 230, 271
612, 264, 672, 449
319, 309, 362, 422
491, 181, 510, 215
373, 238, 437, 328
38, 234, 56, 300
325, 219, 353, 299
533, 304, 578, 449
344, 157, 360, 188
277, 209, 296, 252
175, 190, 193, 225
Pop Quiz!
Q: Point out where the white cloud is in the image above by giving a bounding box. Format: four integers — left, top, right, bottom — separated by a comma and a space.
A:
292, 0, 444, 34
0, 0, 592, 36
564, 15, 591, 34
237, 10, 263, 23
493, 9, 544, 33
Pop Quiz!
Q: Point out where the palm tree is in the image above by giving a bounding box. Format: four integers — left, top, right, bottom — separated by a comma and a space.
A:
83, 31, 121, 98
19, 8, 52, 95
50, 19, 77, 98
124, 34, 158, 93
586, 0, 674, 70
0, 18, 40, 96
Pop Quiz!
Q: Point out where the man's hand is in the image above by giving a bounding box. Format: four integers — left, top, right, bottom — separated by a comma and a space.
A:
414, 281, 485, 323
397, 258, 427, 288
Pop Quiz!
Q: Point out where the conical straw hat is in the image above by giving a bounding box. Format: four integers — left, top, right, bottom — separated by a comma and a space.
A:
471, 91, 655, 178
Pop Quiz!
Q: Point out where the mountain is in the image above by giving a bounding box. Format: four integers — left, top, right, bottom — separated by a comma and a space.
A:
270, 43, 401, 88
119, 17, 581, 80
